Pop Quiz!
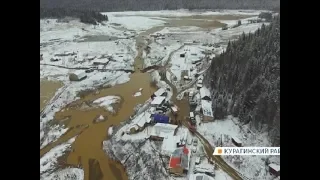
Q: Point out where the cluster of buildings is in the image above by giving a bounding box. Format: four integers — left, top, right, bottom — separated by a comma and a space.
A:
189, 87, 214, 127
123, 87, 194, 176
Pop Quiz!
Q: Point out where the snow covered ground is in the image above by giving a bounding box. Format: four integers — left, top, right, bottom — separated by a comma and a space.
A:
144, 41, 183, 66
197, 115, 278, 180
169, 45, 207, 81
40, 136, 79, 179
106, 15, 166, 32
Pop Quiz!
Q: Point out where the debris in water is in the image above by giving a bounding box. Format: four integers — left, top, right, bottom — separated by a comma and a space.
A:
98, 115, 104, 120
139, 88, 143, 91
133, 92, 142, 97
108, 126, 113, 136
93, 114, 107, 123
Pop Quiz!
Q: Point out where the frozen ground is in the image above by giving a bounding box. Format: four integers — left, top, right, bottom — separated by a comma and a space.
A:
197, 115, 278, 180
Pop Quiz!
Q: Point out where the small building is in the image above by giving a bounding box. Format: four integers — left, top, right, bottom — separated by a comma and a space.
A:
190, 112, 195, 119
195, 115, 201, 125
180, 53, 186, 58
231, 136, 242, 147
189, 91, 194, 99
151, 88, 166, 99
162, 135, 181, 155
192, 59, 202, 64
171, 105, 178, 115
200, 87, 211, 101
152, 114, 170, 124
198, 75, 204, 80
69, 70, 87, 81
149, 123, 178, 140
201, 100, 214, 121
196, 84, 203, 89
268, 163, 280, 177
195, 157, 201, 165
169, 146, 190, 175
184, 76, 191, 81
151, 96, 166, 107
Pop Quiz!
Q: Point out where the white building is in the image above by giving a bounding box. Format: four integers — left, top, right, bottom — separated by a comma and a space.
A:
149, 123, 178, 138
199, 87, 211, 101
231, 136, 242, 147
152, 88, 166, 98
151, 96, 166, 107
197, 84, 203, 89
69, 70, 87, 81
161, 135, 181, 155
201, 100, 214, 121
269, 163, 280, 176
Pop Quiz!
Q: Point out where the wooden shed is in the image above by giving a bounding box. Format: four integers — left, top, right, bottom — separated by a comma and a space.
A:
268, 163, 280, 177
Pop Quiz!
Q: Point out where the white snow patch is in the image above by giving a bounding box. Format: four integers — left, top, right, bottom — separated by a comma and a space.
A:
133, 91, 142, 97
93, 96, 121, 112
40, 136, 77, 177
198, 116, 275, 179
43, 168, 84, 180
108, 126, 113, 136
215, 169, 233, 180
98, 115, 104, 120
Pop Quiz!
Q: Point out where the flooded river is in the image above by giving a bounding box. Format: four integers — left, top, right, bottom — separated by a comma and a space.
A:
40, 14, 252, 180
40, 79, 63, 111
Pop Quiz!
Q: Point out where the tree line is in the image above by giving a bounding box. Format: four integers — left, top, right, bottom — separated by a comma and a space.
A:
204, 15, 280, 146
40, 8, 108, 25
40, 0, 280, 12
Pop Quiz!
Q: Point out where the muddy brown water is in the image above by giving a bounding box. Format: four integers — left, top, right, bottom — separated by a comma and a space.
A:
40, 79, 63, 111
40, 14, 247, 180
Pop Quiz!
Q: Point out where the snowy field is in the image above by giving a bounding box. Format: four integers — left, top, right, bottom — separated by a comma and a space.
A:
105, 9, 269, 17
197, 115, 279, 180
41, 9, 274, 180
40, 137, 82, 180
